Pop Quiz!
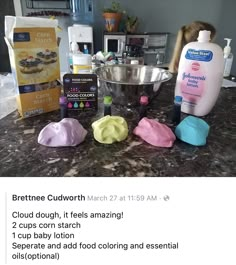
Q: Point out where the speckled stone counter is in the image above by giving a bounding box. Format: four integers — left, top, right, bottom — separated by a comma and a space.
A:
0, 77, 235, 177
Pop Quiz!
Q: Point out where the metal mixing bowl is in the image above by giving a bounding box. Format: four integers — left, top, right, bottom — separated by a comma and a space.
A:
95, 64, 172, 107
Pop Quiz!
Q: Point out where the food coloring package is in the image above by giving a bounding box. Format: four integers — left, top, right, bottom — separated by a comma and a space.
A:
63, 74, 98, 111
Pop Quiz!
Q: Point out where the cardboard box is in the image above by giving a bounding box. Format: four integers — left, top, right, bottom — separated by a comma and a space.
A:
5, 26, 61, 118
63, 74, 98, 111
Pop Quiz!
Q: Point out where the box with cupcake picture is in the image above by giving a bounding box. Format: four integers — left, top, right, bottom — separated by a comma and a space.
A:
4, 16, 61, 118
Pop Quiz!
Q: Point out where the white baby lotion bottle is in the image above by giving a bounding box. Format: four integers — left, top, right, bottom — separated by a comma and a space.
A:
175, 30, 224, 116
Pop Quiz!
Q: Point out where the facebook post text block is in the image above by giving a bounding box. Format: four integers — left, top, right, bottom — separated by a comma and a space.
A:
0, 177, 236, 265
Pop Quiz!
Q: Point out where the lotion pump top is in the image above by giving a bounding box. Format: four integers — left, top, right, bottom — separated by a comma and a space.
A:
223, 38, 232, 58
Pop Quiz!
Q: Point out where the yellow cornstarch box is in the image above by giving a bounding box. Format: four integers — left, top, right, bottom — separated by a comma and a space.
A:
5, 26, 61, 118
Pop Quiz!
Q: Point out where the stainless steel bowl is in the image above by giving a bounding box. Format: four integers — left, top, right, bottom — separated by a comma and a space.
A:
95, 64, 172, 107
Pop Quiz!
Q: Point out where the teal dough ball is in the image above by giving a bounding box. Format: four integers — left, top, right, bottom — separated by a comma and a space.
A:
175, 116, 210, 146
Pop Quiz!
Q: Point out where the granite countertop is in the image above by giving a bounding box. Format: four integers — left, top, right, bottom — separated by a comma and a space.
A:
0, 78, 235, 177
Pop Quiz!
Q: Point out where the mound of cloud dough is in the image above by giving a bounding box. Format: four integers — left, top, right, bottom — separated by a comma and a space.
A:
133, 118, 176, 147
38, 118, 87, 147
92, 115, 128, 144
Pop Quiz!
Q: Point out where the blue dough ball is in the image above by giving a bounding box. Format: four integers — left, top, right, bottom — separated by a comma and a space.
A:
175, 116, 210, 146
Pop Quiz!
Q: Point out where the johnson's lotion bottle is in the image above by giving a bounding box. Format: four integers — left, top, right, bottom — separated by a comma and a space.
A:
175, 30, 224, 116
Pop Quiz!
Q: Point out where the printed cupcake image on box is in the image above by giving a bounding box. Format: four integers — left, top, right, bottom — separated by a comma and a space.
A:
37, 49, 57, 64
15, 48, 60, 85
18, 56, 43, 74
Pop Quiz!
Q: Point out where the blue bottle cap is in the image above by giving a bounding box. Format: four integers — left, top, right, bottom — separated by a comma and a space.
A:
175, 95, 183, 103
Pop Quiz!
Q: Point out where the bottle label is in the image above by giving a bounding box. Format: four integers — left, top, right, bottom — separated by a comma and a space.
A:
180, 70, 206, 105
73, 65, 92, 74
185, 49, 213, 62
